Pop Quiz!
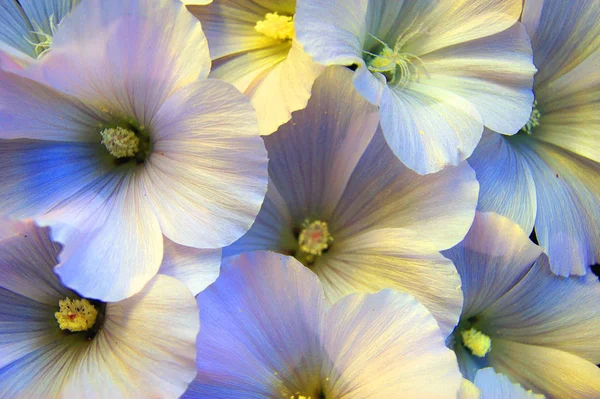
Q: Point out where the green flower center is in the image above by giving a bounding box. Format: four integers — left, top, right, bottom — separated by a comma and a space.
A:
520, 100, 542, 135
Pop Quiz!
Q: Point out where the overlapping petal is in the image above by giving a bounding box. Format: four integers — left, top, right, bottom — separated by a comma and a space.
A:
473, 368, 544, 399
322, 290, 462, 398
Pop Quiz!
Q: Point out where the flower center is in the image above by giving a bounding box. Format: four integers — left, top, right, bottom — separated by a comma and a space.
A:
520, 100, 542, 135
55, 297, 98, 332
461, 328, 492, 358
297, 219, 333, 265
100, 126, 140, 158
363, 27, 425, 88
255, 12, 294, 41
24, 15, 59, 58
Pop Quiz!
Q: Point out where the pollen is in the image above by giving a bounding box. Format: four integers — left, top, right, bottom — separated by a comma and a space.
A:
100, 127, 140, 158
255, 12, 294, 41
298, 219, 333, 263
521, 100, 541, 135
55, 297, 98, 332
461, 328, 492, 358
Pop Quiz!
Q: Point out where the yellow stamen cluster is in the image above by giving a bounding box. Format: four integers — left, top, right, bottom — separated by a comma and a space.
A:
100, 127, 140, 158
290, 395, 311, 399
521, 100, 541, 134
298, 219, 333, 263
461, 328, 492, 357
55, 297, 98, 332
255, 12, 294, 40
25, 15, 59, 58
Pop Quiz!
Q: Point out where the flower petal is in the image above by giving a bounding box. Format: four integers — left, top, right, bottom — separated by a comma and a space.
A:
522, 0, 600, 85
422, 23, 536, 135
62, 275, 199, 399
0, 139, 112, 220
404, 0, 523, 56
333, 129, 479, 251
474, 368, 544, 399
458, 379, 481, 399
468, 132, 537, 234
0, 69, 106, 141
143, 79, 268, 249
512, 137, 600, 276
223, 178, 295, 257
0, 220, 69, 305
185, 252, 325, 398
33, 0, 210, 124
321, 290, 462, 398
263, 66, 380, 224
379, 82, 483, 174
489, 339, 600, 399
0, 0, 37, 58
295, 0, 367, 65
481, 254, 600, 364
44, 171, 164, 302
247, 39, 325, 135
320, 228, 463, 337
441, 212, 543, 318
187, 0, 291, 59
159, 236, 221, 296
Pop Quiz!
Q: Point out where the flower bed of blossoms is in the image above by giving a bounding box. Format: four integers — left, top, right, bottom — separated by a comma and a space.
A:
1, 0, 599, 398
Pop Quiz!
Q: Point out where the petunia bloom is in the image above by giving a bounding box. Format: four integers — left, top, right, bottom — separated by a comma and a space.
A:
468, 0, 600, 276
183, 251, 463, 398
224, 66, 480, 336
186, 0, 324, 134
295, 0, 536, 174
442, 212, 600, 398
0, 220, 199, 398
0, 0, 268, 301
0, 0, 79, 64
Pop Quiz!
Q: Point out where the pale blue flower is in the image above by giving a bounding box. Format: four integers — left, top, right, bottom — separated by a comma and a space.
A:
0, 0, 78, 63
442, 212, 600, 398
0, 220, 199, 398
224, 66, 481, 336
295, 0, 536, 174
183, 251, 463, 398
468, 0, 600, 276
187, 0, 324, 134
0, 0, 268, 301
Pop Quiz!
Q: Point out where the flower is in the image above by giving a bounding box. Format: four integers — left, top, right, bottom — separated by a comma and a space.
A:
294, 0, 536, 174
0, 220, 199, 397
186, 0, 324, 134
182, 251, 463, 398
442, 212, 600, 398
224, 66, 480, 336
0, 0, 268, 301
0, 0, 79, 63
468, 0, 600, 276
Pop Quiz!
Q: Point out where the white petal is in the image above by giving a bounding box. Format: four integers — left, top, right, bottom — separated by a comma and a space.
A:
379, 83, 483, 174
33, 0, 210, 125
159, 236, 221, 296
512, 137, 600, 276
263, 66, 379, 223
44, 171, 164, 302
474, 368, 544, 399
333, 130, 479, 251
0, 69, 105, 141
322, 290, 462, 398
295, 0, 367, 65
0, 220, 70, 305
468, 132, 537, 234
319, 228, 463, 337
143, 79, 268, 249
187, 0, 290, 60
422, 23, 536, 135
62, 275, 199, 399
441, 212, 543, 318
186, 252, 325, 398
489, 339, 600, 399
481, 254, 600, 364
247, 39, 325, 135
